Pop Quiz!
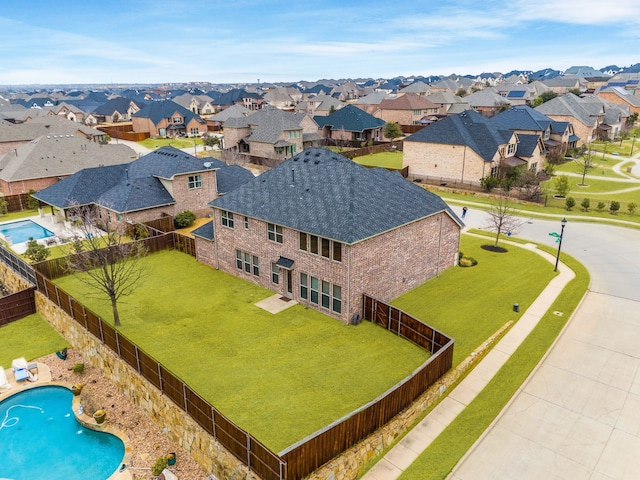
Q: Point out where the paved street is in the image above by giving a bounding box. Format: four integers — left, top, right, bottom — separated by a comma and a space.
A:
448, 210, 640, 480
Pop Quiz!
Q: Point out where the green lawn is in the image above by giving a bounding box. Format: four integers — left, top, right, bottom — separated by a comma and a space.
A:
397, 243, 589, 480
353, 151, 403, 169
0, 313, 68, 367
0, 209, 39, 223
52, 250, 429, 452
552, 156, 628, 179
392, 234, 557, 366
138, 137, 204, 150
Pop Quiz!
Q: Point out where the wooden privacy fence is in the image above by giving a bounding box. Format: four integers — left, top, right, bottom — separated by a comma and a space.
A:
1, 193, 32, 213
32, 271, 286, 480
0, 287, 36, 326
279, 295, 454, 479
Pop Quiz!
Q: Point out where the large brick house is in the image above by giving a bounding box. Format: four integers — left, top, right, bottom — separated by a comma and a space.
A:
33, 146, 253, 226
314, 104, 385, 143
132, 100, 207, 138
192, 148, 462, 323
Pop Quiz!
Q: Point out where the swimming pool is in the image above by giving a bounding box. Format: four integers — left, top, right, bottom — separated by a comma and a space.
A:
0, 219, 55, 245
0, 386, 125, 480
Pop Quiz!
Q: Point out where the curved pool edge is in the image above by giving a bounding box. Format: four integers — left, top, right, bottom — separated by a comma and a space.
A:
1, 373, 133, 480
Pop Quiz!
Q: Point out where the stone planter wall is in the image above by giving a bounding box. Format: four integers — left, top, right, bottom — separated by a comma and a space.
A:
0, 261, 31, 293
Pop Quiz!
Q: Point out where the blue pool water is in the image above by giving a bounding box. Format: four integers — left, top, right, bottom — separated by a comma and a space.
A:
0, 386, 124, 480
0, 219, 55, 244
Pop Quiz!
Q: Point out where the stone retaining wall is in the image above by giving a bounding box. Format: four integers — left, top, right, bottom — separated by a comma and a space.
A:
35, 292, 255, 480
0, 261, 31, 293
308, 321, 513, 480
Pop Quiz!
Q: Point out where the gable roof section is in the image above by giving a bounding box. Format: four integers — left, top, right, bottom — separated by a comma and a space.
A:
314, 104, 384, 132
404, 110, 512, 161
535, 93, 599, 126
92, 97, 142, 115
133, 100, 205, 126
209, 148, 459, 244
378, 93, 438, 110
491, 105, 552, 132
515, 133, 540, 157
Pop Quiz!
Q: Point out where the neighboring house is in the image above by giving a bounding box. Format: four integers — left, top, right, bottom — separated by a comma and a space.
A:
192, 148, 462, 323
424, 91, 469, 116
314, 104, 385, 142
464, 89, 511, 117
172, 93, 218, 116
0, 115, 108, 156
92, 97, 144, 123
397, 81, 431, 97
597, 87, 640, 115
403, 110, 526, 183
535, 93, 605, 145
375, 93, 440, 125
330, 82, 365, 101
263, 87, 303, 109
33, 146, 254, 225
214, 89, 263, 111
131, 100, 207, 138
223, 106, 321, 159
206, 104, 251, 131
295, 94, 343, 116
541, 75, 587, 94
490, 105, 565, 152
585, 95, 630, 139
352, 91, 390, 115
0, 135, 137, 195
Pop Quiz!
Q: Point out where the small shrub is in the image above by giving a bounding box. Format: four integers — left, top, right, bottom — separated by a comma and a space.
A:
459, 257, 478, 267
133, 223, 149, 239
151, 456, 168, 476
0, 198, 7, 215
565, 197, 575, 211
174, 210, 196, 229
24, 238, 50, 262
609, 201, 620, 215
72, 362, 85, 374
480, 176, 498, 192
628, 202, 637, 216
580, 198, 590, 212
597, 201, 606, 212
27, 189, 40, 210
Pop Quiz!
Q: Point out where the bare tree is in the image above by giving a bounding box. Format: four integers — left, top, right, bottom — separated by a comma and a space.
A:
485, 193, 526, 247
575, 145, 596, 186
65, 204, 147, 327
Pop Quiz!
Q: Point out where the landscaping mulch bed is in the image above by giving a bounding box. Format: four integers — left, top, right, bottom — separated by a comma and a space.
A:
42, 349, 208, 480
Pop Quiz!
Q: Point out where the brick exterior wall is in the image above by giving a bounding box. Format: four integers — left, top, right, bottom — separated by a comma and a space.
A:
195, 209, 460, 323
170, 170, 218, 217
597, 91, 640, 114
541, 114, 598, 145
403, 141, 494, 182
0, 176, 63, 195
222, 126, 251, 150
0, 140, 28, 156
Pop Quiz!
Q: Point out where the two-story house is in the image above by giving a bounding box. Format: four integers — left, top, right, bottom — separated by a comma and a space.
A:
314, 104, 385, 143
375, 93, 440, 125
132, 100, 207, 138
33, 146, 254, 225
192, 148, 462, 323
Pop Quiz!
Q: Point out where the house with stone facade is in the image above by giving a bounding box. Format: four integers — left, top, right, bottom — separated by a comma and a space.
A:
403, 109, 543, 184
535, 93, 608, 144
132, 100, 207, 138
192, 147, 462, 323
314, 104, 385, 143
223, 106, 321, 159
32, 146, 253, 226
597, 87, 640, 115
375, 93, 440, 125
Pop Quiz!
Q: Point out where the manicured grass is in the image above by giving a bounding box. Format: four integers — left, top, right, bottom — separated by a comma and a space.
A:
397, 244, 589, 480
392, 234, 557, 366
138, 137, 204, 150
552, 157, 628, 179
52, 250, 429, 451
353, 151, 403, 169
0, 209, 39, 223
0, 313, 68, 367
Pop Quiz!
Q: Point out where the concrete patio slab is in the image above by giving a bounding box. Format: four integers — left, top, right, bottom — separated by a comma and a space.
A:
254, 294, 298, 314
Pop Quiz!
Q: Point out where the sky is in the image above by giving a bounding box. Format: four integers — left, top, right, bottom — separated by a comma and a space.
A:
1, 0, 639, 86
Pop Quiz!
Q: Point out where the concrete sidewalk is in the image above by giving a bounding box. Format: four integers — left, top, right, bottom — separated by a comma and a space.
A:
362, 237, 575, 480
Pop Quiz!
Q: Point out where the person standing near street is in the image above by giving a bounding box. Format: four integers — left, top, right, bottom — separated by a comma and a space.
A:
462, 206, 468, 219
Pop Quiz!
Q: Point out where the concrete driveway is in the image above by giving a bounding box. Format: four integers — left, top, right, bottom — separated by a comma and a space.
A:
449, 210, 640, 480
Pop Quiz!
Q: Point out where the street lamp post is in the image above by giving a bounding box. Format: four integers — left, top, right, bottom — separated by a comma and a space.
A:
554, 218, 567, 272
632, 134, 637, 156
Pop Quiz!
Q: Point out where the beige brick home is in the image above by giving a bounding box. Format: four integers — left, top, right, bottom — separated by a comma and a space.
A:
132, 100, 207, 138
192, 148, 462, 323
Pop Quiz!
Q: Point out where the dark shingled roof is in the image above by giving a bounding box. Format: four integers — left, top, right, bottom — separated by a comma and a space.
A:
515, 133, 540, 157
209, 148, 460, 244
405, 110, 512, 162
191, 220, 215, 240
491, 105, 552, 132
34, 146, 252, 213
133, 100, 205, 126
92, 97, 142, 115
314, 104, 385, 132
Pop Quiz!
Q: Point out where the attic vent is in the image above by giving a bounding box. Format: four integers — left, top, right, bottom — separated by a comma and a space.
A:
314, 160, 320, 164
314, 152, 320, 157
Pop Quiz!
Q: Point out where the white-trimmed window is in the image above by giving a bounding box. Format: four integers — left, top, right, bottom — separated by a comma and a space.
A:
268, 223, 283, 243
507, 143, 516, 155
271, 263, 279, 284
236, 250, 259, 277
221, 210, 234, 228
188, 175, 202, 189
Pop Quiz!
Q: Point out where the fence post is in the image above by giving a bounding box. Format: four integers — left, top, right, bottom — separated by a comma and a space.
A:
247, 435, 251, 469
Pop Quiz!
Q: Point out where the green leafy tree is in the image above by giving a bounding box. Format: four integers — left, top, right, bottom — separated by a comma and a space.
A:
580, 198, 590, 212
568, 88, 582, 96
24, 237, 50, 263
27, 189, 40, 210
628, 202, 637, 216
597, 201, 606, 212
609, 201, 620, 215
382, 122, 403, 141
202, 136, 221, 148
480, 175, 499, 192
565, 197, 576, 211
0, 198, 7, 216
532, 90, 558, 107
174, 210, 196, 228
455, 88, 468, 98
626, 112, 638, 126
554, 175, 570, 197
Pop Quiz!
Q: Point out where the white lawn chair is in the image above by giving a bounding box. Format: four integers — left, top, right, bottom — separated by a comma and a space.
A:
0, 366, 11, 390
11, 357, 35, 382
